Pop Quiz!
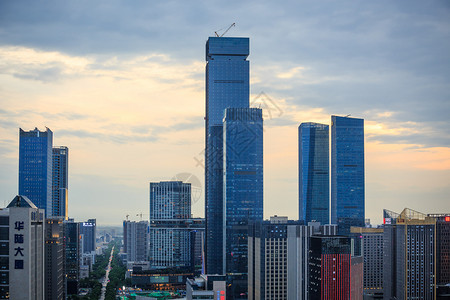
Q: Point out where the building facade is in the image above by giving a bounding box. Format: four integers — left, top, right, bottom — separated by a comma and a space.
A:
45, 217, 65, 300
331, 116, 365, 235
19, 127, 53, 217
383, 208, 436, 300
52, 146, 68, 219
223, 107, 263, 275
123, 220, 149, 262
298, 122, 329, 225
205, 37, 250, 275
350, 227, 384, 297
6, 195, 45, 300
64, 219, 80, 295
149, 181, 193, 268
309, 236, 351, 300
430, 214, 450, 298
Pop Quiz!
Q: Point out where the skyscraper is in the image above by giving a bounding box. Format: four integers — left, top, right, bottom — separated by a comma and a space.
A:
19, 127, 53, 217
223, 107, 263, 276
64, 219, 80, 295
298, 122, 329, 224
149, 181, 192, 268
52, 146, 68, 219
383, 208, 436, 299
123, 220, 149, 262
45, 217, 65, 300
331, 116, 365, 235
205, 36, 250, 275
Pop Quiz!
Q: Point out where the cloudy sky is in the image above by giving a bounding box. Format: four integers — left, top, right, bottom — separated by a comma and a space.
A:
0, 0, 449, 225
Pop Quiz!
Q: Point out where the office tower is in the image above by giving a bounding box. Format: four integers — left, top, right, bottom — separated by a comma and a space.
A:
248, 217, 337, 300
223, 108, 263, 275
331, 116, 365, 235
79, 219, 96, 253
149, 181, 196, 268
350, 227, 384, 297
309, 236, 351, 299
429, 214, 450, 298
19, 127, 53, 217
4, 195, 45, 300
64, 219, 80, 295
45, 217, 65, 300
298, 122, 329, 224
205, 36, 250, 275
52, 146, 68, 219
123, 220, 149, 262
383, 208, 436, 300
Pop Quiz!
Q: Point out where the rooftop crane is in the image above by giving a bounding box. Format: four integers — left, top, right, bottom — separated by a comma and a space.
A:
215, 23, 236, 37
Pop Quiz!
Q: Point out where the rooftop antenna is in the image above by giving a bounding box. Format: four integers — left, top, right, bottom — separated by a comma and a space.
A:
215, 23, 236, 37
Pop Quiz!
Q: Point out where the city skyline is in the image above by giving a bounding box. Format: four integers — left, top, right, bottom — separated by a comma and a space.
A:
0, 1, 449, 225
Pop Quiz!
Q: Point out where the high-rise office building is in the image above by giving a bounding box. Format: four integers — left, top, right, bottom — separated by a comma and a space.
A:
45, 217, 65, 300
4, 195, 45, 300
19, 127, 53, 217
309, 235, 351, 299
248, 217, 337, 300
52, 146, 68, 219
205, 36, 250, 275
79, 219, 96, 254
64, 219, 80, 295
350, 227, 383, 298
298, 122, 329, 224
123, 220, 149, 262
149, 181, 192, 268
223, 107, 263, 275
429, 214, 450, 298
331, 116, 365, 235
383, 208, 436, 300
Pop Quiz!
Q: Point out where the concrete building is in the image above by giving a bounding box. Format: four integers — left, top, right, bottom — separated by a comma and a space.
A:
248, 216, 337, 300
123, 220, 149, 262
3, 195, 46, 300
45, 217, 65, 300
350, 226, 383, 298
383, 208, 436, 300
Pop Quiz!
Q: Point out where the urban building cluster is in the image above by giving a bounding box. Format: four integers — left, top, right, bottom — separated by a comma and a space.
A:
2, 35, 449, 300
1, 128, 105, 299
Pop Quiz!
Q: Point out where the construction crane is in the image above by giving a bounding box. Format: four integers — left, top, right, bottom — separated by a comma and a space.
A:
215, 23, 235, 37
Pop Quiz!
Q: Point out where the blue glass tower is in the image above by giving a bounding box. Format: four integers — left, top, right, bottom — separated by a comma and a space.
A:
331, 116, 365, 235
19, 127, 53, 216
223, 108, 263, 275
299, 122, 329, 224
52, 146, 68, 219
205, 37, 249, 275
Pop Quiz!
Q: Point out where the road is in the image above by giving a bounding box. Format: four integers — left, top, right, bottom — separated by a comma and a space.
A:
99, 246, 115, 300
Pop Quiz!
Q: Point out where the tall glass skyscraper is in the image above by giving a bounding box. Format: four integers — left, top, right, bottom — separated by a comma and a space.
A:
19, 127, 53, 217
205, 37, 249, 275
52, 146, 68, 219
331, 116, 365, 235
298, 122, 329, 224
223, 108, 263, 275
